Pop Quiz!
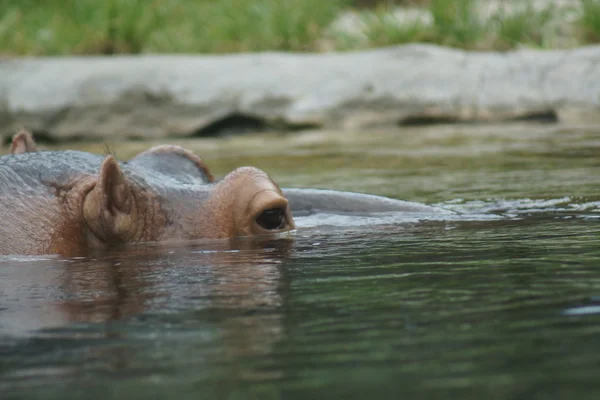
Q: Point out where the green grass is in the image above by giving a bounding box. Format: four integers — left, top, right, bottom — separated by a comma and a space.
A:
363, 16, 432, 48
0, 0, 348, 55
493, 3, 556, 50
580, 0, 600, 42
171, 0, 347, 53
337, 5, 432, 49
328, 0, 488, 50
356, 0, 600, 51
429, 0, 485, 49
0, 0, 179, 55
1, 0, 599, 56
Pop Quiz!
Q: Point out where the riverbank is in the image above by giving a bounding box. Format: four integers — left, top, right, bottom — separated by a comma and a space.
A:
2, 44, 600, 142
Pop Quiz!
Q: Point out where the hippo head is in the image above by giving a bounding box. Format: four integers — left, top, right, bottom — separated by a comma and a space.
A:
79, 146, 295, 250
3, 133, 294, 255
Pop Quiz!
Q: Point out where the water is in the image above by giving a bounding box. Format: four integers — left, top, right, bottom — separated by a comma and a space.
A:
2, 124, 600, 399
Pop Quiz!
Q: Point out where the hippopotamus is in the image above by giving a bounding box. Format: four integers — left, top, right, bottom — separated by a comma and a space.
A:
2, 131, 296, 255
1, 131, 446, 255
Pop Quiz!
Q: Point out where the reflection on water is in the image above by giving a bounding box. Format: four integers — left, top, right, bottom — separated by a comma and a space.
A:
2, 124, 600, 399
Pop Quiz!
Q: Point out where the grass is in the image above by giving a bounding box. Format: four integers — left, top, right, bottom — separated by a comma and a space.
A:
580, 0, 600, 41
429, 0, 485, 49
0, 0, 178, 55
336, 5, 433, 50
493, 3, 556, 50
172, 0, 346, 53
330, 0, 597, 51
0, 0, 599, 56
0, 0, 348, 55
362, 16, 432, 49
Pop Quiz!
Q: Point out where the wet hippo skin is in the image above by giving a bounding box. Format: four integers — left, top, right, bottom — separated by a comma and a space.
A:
2, 131, 448, 255
281, 188, 448, 216
1, 134, 294, 255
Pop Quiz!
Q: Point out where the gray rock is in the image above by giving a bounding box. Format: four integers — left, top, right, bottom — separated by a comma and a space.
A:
1, 44, 600, 141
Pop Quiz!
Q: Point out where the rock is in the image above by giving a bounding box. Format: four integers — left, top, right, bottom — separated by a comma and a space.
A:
1, 44, 600, 141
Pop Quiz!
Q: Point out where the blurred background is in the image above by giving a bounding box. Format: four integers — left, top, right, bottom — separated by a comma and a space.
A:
3, 4, 600, 400
1, 0, 597, 56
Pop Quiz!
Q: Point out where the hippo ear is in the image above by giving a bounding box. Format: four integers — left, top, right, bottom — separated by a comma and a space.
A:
83, 156, 135, 242
10, 129, 37, 154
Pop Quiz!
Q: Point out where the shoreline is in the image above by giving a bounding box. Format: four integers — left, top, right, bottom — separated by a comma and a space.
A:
2, 44, 600, 143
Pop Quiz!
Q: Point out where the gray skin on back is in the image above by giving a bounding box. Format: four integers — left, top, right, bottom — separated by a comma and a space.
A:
124, 149, 215, 220
124, 151, 448, 215
0, 149, 444, 215
123, 151, 448, 215
126, 150, 212, 186
1, 146, 446, 216
0, 149, 213, 197
0, 147, 449, 254
280, 188, 450, 216
0, 149, 218, 255
0, 150, 103, 196
0, 151, 104, 254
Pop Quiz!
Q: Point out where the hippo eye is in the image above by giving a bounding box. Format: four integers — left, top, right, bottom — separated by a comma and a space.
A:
256, 208, 285, 230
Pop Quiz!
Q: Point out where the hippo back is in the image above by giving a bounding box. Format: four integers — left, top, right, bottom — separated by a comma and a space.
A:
126, 149, 212, 185
0, 150, 104, 195
124, 148, 214, 202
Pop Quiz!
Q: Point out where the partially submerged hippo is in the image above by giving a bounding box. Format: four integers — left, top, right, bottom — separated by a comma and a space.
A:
2, 131, 447, 255
2, 132, 294, 255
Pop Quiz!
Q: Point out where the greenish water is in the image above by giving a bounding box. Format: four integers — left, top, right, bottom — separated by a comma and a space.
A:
2, 124, 600, 399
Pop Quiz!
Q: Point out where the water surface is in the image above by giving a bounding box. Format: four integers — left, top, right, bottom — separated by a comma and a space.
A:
2, 124, 600, 399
